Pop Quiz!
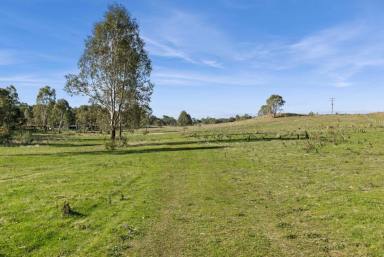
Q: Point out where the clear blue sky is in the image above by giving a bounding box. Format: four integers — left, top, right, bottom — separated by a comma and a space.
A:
1, 0, 384, 117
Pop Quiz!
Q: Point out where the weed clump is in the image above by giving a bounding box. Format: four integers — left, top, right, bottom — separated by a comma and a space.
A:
118, 137, 128, 147
303, 127, 348, 153
105, 140, 116, 150
62, 202, 83, 217
62, 202, 72, 216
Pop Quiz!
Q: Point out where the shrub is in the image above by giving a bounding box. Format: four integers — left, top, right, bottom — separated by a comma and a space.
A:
0, 128, 11, 145
105, 140, 116, 150
14, 130, 34, 145
303, 128, 348, 153
303, 138, 323, 153
118, 137, 128, 147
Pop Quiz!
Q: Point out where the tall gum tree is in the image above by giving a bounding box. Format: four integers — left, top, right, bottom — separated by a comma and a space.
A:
65, 4, 153, 140
35, 86, 56, 131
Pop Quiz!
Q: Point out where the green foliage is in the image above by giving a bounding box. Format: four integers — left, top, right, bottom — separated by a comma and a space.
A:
0, 86, 22, 130
199, 115, 251, 125
259, 94, 285, 117
36, 86, 56, 106
162, 115, 177, 126
34, 86, 56, 131
104, 140, 117, 150
149, 115, 165, 127
52, 99, 71, 132
0, 127, 11, 145
74, 105, 104, 132
65, 4, 153, 140
122, 104, 151, 132
258, 104, 271, 116
177, 110, 193, 126
13, 130, 34, 145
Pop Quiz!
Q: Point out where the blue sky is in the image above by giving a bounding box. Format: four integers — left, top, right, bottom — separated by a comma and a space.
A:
1, 0, 384, 117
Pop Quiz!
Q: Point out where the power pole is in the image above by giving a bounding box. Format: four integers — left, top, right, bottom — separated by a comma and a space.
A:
330, 97, 335, 114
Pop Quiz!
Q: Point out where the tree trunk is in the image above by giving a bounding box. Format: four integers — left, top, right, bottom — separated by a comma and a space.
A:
111, 128, 116, 141
119, 119, 122, 139
110, 109, 116, 141
58, 120, 63, 134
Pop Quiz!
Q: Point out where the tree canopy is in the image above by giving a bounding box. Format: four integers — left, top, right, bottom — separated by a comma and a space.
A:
52, 99, 71, 133
178, 111, 193, 126
65, 4, 153, 140
259, 95, 285, 117
0, 86, 20, 130
34, 86, 56, 131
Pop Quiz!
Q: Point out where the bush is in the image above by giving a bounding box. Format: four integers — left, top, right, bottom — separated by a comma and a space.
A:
118, 137, 128, 147
105, 140, 116, 150
303, 128, 348, 153
0, 128, 11, 145
303, 138, 323, 153
14, 130, 34, 145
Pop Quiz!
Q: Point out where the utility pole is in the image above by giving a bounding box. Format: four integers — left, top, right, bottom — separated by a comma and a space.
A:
330, 97, 335, 114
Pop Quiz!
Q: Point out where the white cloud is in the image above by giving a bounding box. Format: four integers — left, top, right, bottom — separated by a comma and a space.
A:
143, 9, 234, 67
152, 68, 264, 87
0, 74, 65, 87
201, 59, 224, 69
288, 23, 384, 87
144, 37, 197, 64
290, 24, 363, 59
142, 8, 384, 89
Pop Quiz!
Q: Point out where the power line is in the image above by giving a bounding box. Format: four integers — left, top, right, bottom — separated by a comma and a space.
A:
330, 97, 335, 114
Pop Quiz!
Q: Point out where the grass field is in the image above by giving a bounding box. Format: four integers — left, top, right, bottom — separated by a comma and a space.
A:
1, 114, 384, 257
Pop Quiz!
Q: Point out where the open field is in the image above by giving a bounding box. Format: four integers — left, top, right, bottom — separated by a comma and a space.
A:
1, 114, 384, 257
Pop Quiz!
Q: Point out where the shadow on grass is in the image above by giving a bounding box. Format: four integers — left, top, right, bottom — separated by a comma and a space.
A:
65, 209, 85, 217
31, 134, 302, 148
38, 143, 101, 147
4, 145, 226, 157
127, 136, 302, 148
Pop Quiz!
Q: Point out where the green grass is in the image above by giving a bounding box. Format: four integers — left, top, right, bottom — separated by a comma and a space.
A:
1, 114, 384, 256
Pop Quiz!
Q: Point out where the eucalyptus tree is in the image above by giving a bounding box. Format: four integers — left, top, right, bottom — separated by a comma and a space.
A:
23, 106, 34, 127
178, 111, 193, 126
258, 104, 271, 116
266, 95, 285, 117
52, 99, 70, 133
162, 115, 177, 126
0, 86, 20, 130
65, 4, 153, 141
259, 95, 285, 117
74, 105, 91, 132
122, 102, 149, 132
34, 86, 56, 131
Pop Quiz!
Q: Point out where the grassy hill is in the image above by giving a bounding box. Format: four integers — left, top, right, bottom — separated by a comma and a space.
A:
1, 114, 384, 257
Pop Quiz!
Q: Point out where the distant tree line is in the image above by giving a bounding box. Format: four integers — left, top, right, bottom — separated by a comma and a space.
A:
143, 111, 254, 127
0, 85, 258, 134
1, 86, 287, 140
0, 85, 150, 134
